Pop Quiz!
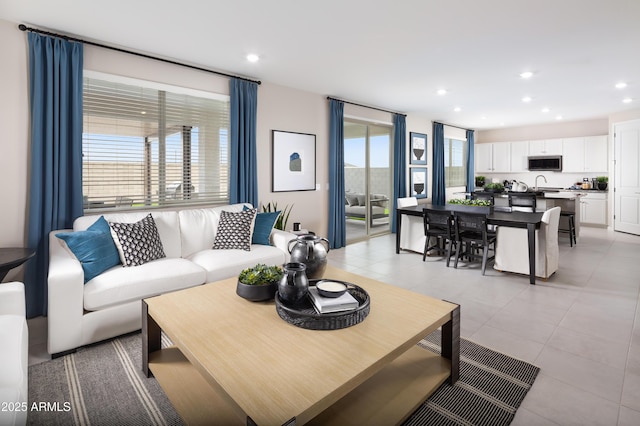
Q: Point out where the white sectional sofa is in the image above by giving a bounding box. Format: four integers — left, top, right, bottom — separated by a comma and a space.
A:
48, 203, 296, 357
0, 282, 28, 426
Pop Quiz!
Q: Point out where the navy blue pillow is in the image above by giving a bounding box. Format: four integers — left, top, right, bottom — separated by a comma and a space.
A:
243, 206, 280, 245
56, 216, 121, 283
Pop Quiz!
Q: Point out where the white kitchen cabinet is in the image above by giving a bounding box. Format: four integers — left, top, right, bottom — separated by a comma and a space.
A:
562, 135, 608, 173
580, 192, 607, 225
510, 141, 529, 172
584, 135, 608, 172
529, 138, 563, 155
474, 142, 510, 173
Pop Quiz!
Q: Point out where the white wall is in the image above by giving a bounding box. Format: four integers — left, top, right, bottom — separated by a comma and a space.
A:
0, 19, 30, 281
477, 118, 609, 143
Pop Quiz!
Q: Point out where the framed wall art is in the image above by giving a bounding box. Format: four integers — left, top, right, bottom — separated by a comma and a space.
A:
410, 167, 428, 199
272, 130, 316, 192
409, 132, 427, 165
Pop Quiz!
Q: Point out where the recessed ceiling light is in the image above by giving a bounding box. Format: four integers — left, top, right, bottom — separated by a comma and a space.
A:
520, 71, 534, 79
556, 115, 563, 120
522, 96, 532, 103
481, 116, 487, 120
499, 122, 505, 126
541, 107, 550, 113
623, 97, 633, 103
615, 82, 627, 89
140, 111, 146, 115
246, 53, 260, 63
437, 89, 447, 95
453, 107, 461, 112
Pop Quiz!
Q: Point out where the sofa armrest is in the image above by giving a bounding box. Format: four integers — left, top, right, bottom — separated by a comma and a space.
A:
270, 229, 298, 263
0, 282, 25, 316
47, 230, 85, 355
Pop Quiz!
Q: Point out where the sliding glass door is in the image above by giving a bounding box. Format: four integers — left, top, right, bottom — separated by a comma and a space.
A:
344, 121, 392, 243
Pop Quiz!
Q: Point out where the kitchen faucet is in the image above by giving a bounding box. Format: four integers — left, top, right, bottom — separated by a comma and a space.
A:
535, 175, 547, 191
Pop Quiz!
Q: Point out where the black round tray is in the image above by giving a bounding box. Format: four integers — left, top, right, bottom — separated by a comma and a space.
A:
275, 279, 370, 330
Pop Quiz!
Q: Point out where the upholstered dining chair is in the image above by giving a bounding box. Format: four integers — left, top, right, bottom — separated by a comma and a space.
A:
422, 209, 456, 266
493, 206, 561, 279
397, 197, 425, 253
453, 212, 497, 275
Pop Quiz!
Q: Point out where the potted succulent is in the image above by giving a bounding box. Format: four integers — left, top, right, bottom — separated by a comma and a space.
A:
596, 176, 608, 190
475, 175, 486, 188
236, 264, 284, 301
483, 182, 505, 193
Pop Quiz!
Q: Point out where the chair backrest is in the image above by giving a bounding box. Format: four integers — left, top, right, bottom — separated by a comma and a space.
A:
454, 212, 490, 243
397, 197, 418, 208
509, 192, 537, 212
423, 209, 453, 236
471, 192, 494, 204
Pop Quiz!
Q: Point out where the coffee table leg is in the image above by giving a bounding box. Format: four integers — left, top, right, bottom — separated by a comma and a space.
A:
142, 300, 161, 378
441, 305, 460, 385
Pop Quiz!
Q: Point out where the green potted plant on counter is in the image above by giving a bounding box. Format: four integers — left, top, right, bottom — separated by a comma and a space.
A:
483, 182, 504, 193
475, 175, 486, 188
596, 176, 608, 190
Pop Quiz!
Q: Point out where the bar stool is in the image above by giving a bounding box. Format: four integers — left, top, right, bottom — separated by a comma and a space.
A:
559, 211, 576, 247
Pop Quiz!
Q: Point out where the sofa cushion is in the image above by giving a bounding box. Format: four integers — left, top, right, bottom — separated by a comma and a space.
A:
83, 258, 206, 311
109, 214, 166, 267
179, 204, 251, 258
212, 209, 257, 251
189, 245, 286, 283
74, 211, 182, 259
56, 216, 121, 282
0, 315, 28, 392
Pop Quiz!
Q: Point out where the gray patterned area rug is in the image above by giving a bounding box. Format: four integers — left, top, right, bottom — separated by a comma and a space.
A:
28, 330, 539, 426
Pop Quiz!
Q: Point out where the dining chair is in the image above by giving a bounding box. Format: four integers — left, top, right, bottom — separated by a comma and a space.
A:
453, 212, 497, 275
422, 209, 456, 266
508, 192, 537, 212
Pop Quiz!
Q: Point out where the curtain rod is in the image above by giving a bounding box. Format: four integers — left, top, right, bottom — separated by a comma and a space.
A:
327, 96, 406, 117
433, 121, 473, 132
18, 24, 261, 85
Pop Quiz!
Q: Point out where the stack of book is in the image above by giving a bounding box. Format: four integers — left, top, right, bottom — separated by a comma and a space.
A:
308, 286, 359, 314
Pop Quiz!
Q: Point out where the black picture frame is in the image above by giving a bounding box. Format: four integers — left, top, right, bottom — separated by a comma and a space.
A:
272, 130, 316, 192
409, 132, 427, 165
410, 167, 428, 199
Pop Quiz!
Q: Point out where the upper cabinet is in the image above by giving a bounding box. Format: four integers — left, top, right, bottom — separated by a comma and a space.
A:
510, 141, 529, 172
529, 138, 563, 156
562, 135, 608, 173
475, 143, 510, 173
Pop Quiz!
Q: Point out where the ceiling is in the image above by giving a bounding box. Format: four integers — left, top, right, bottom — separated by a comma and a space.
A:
2, 0, 639, 130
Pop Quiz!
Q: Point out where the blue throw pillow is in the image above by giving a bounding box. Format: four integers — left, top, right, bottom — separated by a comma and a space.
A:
244, 206, 280, 245
56, 216, 121, 283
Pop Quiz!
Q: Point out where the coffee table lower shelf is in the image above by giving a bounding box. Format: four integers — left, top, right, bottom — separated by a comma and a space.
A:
149, 345, 451, 426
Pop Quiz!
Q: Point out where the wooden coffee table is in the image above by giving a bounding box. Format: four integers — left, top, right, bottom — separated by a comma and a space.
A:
142, 265, 459, 425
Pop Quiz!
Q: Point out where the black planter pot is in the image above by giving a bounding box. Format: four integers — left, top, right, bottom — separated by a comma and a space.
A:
597, 183, 608, 190
236, 280, 278, 302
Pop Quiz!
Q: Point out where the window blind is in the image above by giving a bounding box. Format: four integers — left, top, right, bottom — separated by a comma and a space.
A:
82, 76, 230, 211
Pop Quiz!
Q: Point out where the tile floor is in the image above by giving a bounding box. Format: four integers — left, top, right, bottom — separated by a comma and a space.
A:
27, 226, 640, 425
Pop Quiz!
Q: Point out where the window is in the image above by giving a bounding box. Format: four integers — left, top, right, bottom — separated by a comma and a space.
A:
444, 138, 467, 187
82, 73, 230, 211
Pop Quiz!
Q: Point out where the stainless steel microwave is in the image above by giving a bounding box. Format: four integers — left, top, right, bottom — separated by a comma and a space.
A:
527, 155, 562, 171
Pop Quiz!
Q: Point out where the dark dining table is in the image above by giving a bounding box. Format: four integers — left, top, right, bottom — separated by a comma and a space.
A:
0, 247, 35, 282
396, 204, 544, 284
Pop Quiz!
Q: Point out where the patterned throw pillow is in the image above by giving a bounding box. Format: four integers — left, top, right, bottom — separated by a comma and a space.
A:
213, 209, 257, 251
109, 214, 166, 267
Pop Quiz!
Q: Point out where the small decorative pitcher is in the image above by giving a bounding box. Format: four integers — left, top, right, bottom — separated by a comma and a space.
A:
287, 235, 330, 279
278, 262, 309, 305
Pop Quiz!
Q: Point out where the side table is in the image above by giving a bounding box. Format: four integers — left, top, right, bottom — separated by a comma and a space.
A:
0, 248, 35, 282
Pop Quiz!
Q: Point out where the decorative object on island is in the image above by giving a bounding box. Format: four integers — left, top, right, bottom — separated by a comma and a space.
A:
261, 201, 293, 230
410, 167, 428, 199
448, 199, 492, 207
475, 175, 486, 187
277, 262, 309, 305
596, 176, 608, 190
236, 264, 284, 302
315, 280, 348, 298
483, 182, 505, 193
409, 132, 427, 165
288, 234, 330, 279
272, 130, 316, 192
